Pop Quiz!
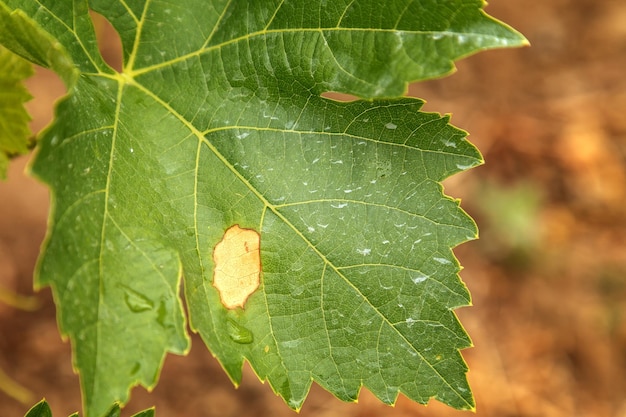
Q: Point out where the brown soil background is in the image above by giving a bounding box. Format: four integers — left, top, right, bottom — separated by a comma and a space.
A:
2, 1, 626, 416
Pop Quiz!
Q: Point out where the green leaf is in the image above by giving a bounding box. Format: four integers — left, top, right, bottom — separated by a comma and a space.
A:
24, 400, 153, 417
0, 3, 77, 84
24, 400, 53, 417
0, 44, 33, 179
1, 1, 527, 416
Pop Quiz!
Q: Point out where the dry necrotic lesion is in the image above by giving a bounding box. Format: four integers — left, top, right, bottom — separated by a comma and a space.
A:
212, 225, 261, 309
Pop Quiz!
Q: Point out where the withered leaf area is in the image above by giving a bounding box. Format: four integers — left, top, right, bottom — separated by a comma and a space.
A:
213, 225, 261, 309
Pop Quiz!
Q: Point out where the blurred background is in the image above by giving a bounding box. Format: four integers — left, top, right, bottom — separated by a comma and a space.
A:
1, 0, 625, 416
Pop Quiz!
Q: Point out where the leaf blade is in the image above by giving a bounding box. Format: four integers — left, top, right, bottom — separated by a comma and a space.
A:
0, 1, 527, 415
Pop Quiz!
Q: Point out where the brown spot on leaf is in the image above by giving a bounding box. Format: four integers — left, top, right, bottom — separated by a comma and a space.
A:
212, 225, 261, 309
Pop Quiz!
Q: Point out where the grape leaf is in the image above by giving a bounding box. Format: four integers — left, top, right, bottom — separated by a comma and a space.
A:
24, 400, 58, 417
0, 45, 33, 179
0, 1, 527, 416
24, 399, 153, 417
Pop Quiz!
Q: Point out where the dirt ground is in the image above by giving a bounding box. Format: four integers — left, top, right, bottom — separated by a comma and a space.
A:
2, 1, 626, 416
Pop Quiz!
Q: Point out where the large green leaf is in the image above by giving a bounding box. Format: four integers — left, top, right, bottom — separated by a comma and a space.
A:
0, 1, 526, 416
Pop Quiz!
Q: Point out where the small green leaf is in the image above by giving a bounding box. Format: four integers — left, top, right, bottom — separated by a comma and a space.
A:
0, 44, 33, 179
24, 400, 53, 417
1, 1, 527, 416
23, 400, 153, 417
0, 3, 77, 84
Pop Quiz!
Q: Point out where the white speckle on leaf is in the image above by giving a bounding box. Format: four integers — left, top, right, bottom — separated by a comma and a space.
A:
434, 257, 452, 265
356, 248, 371, 256
331, 159, 343, 164
331, 203, 348, 209
411, 273, 429, 284
307, 226, 315, 233
456, 163, 474, 170
405, 318, 417, 327
291, 282, 305, 296
281, 340, 302, 348
385, 122, 397, 130
343, 189, 353, 193
236, 132, 250, 139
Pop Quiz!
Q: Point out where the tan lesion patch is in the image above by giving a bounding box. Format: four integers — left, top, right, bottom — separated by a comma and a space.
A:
212, 225, 261, 309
